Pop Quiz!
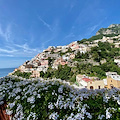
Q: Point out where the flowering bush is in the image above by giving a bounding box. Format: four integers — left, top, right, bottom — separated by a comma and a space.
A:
0, 76, 120, 120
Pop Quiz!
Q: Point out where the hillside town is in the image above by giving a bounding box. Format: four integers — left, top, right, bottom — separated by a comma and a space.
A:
13, 40, 91, 75
11, 24, 120, 90
1, 0, 120, 119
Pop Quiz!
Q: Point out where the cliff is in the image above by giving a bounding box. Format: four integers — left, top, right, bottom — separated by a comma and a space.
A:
96, 24, 120, 35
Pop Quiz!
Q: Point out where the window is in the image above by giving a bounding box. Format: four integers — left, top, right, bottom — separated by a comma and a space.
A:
110, 84, 114, 89
98, 86, 100, 89
90, 86, 93, 89
111, 86, 113, 89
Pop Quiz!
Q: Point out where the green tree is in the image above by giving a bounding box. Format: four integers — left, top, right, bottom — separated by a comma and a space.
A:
40, 71, 44, 77
48, 57, 53, 67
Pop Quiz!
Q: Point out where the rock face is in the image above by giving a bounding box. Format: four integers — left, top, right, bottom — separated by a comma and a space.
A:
96, 24, 120, 35
108, 24, 120, 28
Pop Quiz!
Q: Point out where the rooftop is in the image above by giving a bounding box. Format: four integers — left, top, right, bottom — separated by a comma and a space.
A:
111, 75, 120, 81
106, 72, 118, 76
82, 78, 92, 82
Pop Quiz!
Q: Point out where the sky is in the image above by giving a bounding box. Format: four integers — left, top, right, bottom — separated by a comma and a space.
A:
0, 0, 120, 68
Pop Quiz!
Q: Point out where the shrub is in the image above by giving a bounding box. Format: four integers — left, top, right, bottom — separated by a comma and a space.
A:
13, 70, 31, 79
0, 76, 120, 119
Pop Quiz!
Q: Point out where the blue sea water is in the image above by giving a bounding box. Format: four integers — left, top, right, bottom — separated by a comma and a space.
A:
0, 68, 15, 78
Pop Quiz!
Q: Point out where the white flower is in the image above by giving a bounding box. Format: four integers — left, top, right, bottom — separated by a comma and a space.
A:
117, 100, 120, 105
74, 113, 84, 119
106, 108, 112, 119
14, 87, 22, 94
15, 95, 20, 100
27, 96, 35, 103
31, 105, 35, 108
8, 101, 15, 109
86, 112, 92, 119
98, 114, 105, 119
49, 112, 59, 120
27, 112, 37, 120
81, 107, 86, 114
16, 104, 23, 112
0, 101, 4, 105
58, 85, 63, 93
33, 91, 37, 96
48, 102, 54, 109
37, 94, 41, 98
6, 109, 13, 115
0, 96, 3, 101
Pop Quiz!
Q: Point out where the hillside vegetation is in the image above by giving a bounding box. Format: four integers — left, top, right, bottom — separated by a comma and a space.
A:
12, 24, 120, 82
42, 41, 120, 80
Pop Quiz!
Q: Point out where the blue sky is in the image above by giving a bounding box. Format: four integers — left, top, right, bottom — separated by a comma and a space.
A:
0, 0, 120, 68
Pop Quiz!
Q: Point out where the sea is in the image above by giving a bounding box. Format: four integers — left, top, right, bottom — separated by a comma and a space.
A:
0, 68, 15, 78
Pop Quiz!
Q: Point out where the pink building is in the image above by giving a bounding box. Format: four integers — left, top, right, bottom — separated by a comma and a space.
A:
40, 60, 49, 67
53, 57, 68, 67
31, 71, 40, 78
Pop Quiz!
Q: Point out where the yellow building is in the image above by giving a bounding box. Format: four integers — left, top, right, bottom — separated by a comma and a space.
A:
106, 72, 120, 89
87, 80, 105, 89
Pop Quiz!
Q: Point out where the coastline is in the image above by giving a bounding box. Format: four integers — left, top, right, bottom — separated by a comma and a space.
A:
0, 68, 15, 78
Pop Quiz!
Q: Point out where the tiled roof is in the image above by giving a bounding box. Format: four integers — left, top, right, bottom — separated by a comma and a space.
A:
82, 78, 92, 82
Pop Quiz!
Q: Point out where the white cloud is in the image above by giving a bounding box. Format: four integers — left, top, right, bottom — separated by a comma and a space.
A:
38, 16, 53, 32
64, 33, 75, 39
0, 22, 56, 58
87, 17, 107, 36
12, 43, 42, 57
0, 54, 14, 57
0, 42, 42, 57
0, 24, 12, 41
0, 48, 17, 53
88, 24, 99, 34
69, 1, 76, 11
14, 43, 40, 53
